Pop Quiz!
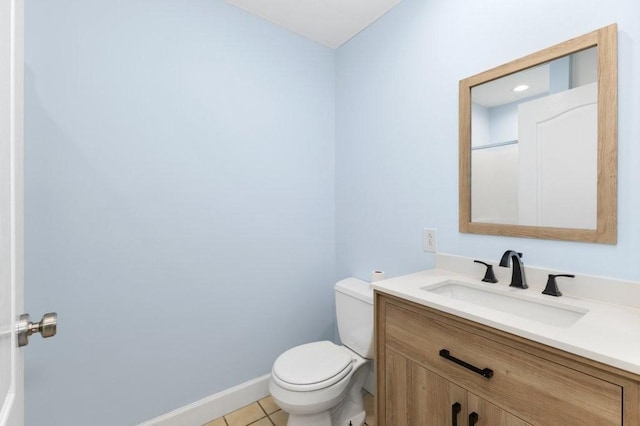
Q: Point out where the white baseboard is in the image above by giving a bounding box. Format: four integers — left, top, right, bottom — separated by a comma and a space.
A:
138, 374, 271, 426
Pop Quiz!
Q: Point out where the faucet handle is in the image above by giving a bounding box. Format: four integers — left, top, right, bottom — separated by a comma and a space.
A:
474, 260, 498, 283
542, 274, 575, 297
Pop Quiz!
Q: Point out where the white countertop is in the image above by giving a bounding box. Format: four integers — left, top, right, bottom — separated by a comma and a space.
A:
372, 268, 640, 376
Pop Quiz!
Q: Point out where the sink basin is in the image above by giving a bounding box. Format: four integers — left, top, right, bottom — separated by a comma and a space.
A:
422, 280, 588, 328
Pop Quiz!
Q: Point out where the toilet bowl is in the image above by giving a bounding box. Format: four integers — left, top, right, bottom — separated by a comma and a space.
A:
269, 278, 374, 426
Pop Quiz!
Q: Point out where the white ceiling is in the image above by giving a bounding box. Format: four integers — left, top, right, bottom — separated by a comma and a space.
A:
472, 64, 551, 108
225, 0, 403, 49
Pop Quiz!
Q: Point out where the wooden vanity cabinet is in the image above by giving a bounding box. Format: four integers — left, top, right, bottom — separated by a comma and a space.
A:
387, 348, 530, 425
375, 292, 640, 426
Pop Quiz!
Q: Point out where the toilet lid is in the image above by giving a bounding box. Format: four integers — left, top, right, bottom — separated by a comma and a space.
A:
272, 341, 353, 391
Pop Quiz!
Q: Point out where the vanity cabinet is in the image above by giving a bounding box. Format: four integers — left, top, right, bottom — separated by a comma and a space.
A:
387, 348, 530, 425
375, 292, 640, 425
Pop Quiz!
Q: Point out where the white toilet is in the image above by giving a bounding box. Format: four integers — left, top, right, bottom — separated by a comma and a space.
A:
269, 278, 374, 426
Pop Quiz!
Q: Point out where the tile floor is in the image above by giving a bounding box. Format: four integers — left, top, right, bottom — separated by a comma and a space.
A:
203, 392, 375, 426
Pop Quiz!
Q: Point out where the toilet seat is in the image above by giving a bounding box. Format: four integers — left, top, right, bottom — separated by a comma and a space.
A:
272, 341, 354, 391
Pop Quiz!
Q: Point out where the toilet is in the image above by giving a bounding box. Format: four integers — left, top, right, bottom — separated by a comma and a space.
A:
269, 278, 374, 426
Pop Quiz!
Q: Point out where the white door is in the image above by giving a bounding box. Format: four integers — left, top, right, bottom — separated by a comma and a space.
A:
518, 82, 598, 229
0, 0, 24, 425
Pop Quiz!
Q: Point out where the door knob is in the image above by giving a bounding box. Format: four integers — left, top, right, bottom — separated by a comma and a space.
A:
17, 312, 57, 347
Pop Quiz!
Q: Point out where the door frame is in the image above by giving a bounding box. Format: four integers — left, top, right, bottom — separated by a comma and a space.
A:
0, 0, 24, 424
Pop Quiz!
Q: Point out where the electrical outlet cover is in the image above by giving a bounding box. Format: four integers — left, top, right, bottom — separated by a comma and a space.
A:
423, 228, 437, 253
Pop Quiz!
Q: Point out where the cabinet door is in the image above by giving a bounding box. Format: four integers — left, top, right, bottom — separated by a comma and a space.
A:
468, 393, 531, 426
410, 361, 467, 426
384, 348, 408, 425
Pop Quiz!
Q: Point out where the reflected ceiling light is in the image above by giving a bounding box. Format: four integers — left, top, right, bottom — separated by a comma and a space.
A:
513, 84, 529, 92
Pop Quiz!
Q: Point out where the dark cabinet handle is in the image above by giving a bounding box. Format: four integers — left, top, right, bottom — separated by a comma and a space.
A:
469, 412, 479, 425
451, 402, 461, 426
439, 349, 494, 379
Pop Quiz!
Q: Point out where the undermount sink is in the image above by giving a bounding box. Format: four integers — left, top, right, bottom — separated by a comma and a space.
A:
422, 280, 588, 328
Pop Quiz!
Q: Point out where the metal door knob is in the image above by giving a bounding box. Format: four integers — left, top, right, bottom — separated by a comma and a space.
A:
17, 312, 57, 347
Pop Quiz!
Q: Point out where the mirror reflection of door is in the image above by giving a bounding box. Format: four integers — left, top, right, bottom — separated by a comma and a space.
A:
470, 47, 598, 230
518, 82, 597, 229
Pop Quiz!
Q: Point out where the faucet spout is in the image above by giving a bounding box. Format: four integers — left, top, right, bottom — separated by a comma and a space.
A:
499, 250, 528, 289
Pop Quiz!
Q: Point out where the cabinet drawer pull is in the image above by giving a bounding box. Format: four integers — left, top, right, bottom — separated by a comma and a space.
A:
439, 349, 494, 378
469, 412, 479, 425
451, 402, 461, 426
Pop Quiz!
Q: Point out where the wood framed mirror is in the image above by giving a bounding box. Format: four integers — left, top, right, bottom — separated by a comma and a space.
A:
459, 24, 617, 244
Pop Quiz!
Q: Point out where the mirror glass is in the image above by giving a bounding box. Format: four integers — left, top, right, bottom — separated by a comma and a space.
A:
471, 47, 597, 229
459, 24, 617, 244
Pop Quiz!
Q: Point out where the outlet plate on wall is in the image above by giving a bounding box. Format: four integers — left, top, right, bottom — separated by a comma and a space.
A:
423, 228, 437, 253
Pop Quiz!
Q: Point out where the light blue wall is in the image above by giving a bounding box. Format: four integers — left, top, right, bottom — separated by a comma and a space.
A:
24, 1, 335, 425
488, 102, 518, 144
336, 0, 640, 282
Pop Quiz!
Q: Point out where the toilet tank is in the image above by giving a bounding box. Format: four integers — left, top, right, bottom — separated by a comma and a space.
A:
335, 278, 374, 359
